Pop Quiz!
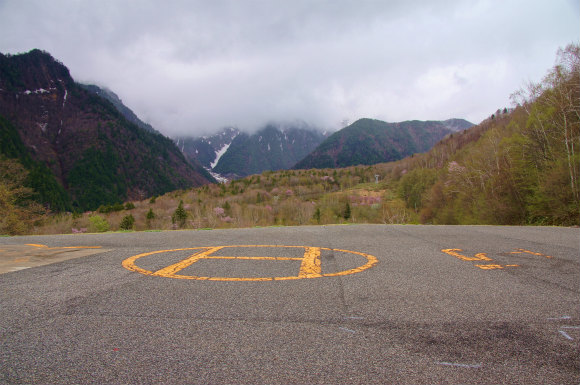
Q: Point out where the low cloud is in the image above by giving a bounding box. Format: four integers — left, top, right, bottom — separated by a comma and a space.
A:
1, 0, 578, 136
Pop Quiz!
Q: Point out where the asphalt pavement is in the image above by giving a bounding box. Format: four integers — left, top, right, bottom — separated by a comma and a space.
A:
0, 225, 578, 384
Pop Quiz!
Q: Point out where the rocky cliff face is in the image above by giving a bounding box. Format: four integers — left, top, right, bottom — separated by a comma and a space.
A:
175, 127, 240, 170
0, 49, 214, 210
212, 123, 327, 179
176, 123, 326, 180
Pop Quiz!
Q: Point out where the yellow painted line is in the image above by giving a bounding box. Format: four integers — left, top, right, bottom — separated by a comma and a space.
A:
441, 249, 492, 261
122, 245, 378, 281
298, 247, 322, 278
153, 247, 224, 277
208, 276, 273, 282
474, 253, 492, 261
320, 248, 379, 277
274, 276, 303, 281
58, 246, 102, 249
122, 247, 208, 276
475, 264, 504, 270
25, 244, 101, 250
203, 256, 303, 261
475, 264, 519, 270
510, 248, 552, 258
157, 274, 275, 281
442, 248, 524, 271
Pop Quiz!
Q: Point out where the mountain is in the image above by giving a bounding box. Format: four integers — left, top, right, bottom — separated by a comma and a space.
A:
79, 84, 160, 134
212, 123, 327, 179
441, 118, 474, 132
293, 118, 473, 169
0, 49, 214, 211
175, 127, 240, 170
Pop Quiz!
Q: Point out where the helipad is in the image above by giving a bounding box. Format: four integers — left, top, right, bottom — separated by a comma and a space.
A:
122, 245, 378, 281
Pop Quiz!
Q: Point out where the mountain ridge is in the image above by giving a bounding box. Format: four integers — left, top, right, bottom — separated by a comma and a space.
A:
176, 123, 327, 180
175, 127, 240, 170
293, 118, 473, 169
79, 83, 160, 135
212, 123, 327, 179
0, 49, 214, 211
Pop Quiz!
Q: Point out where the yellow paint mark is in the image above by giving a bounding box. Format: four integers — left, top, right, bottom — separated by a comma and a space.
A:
204, 256, 303, 261
298, 247, 322, 278
321, 248, 379, 277
441, 249, 492, 261
475, 264, 505, 270
475, 264, 519, 269
122, 247, 208, 276
442, 248, 524, 271
122, 245, 377, 281
274, 276, 302, 281
59, 246, 102, 249
13, 257, 30, 263
25, 244, 101, 250
474, 253, 492, 261
510, 248, 552, 258
208, 276, 273, 282
153, 247, 223, 277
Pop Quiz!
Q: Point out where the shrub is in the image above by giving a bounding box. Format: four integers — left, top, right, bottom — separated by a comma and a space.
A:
97, 203, 124, 213
119, 214, 135, 230
124, 202, 135, 210
89, 215, 109, 232
2, 213, 27, 235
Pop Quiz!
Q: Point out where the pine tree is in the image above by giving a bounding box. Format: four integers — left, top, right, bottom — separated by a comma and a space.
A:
343, 202, 351, 220
119, 214, 135, 230
172, 200, 187, 228
313, 207, 321, 224
146, 208, 155, 229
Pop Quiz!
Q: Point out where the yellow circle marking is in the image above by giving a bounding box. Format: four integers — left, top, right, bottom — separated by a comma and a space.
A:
122, 245, 378, 281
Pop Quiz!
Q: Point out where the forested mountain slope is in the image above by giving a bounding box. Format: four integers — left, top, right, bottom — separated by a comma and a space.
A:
0, 49, 214, 213
80, 84, 160, 135
293, 118, 471, 169
388, 44, 579, 225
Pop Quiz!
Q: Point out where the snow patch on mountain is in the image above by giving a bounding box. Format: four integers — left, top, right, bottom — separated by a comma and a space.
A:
205, 167, 229, 183
211, 143, 231, 168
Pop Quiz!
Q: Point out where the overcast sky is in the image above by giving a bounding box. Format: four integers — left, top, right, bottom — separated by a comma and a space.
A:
1, 0, 578, 136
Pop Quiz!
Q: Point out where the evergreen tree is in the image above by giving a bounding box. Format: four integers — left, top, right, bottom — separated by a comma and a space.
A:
343, 202, 351, 220
172, 200, 187, 228
313, 207, 321, 224
119, 214, 135, 230
146, 208, 155, 228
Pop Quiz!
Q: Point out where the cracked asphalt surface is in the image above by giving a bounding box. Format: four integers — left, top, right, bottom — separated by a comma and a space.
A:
0, 225, 578, 384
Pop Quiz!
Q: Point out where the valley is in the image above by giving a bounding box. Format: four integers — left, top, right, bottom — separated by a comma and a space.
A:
1, 45, 579, 236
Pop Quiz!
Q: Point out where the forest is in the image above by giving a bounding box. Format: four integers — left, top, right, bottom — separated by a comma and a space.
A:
1, 44, 578, 235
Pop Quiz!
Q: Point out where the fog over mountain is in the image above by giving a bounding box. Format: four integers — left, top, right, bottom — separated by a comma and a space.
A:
0, 0, 577, 136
